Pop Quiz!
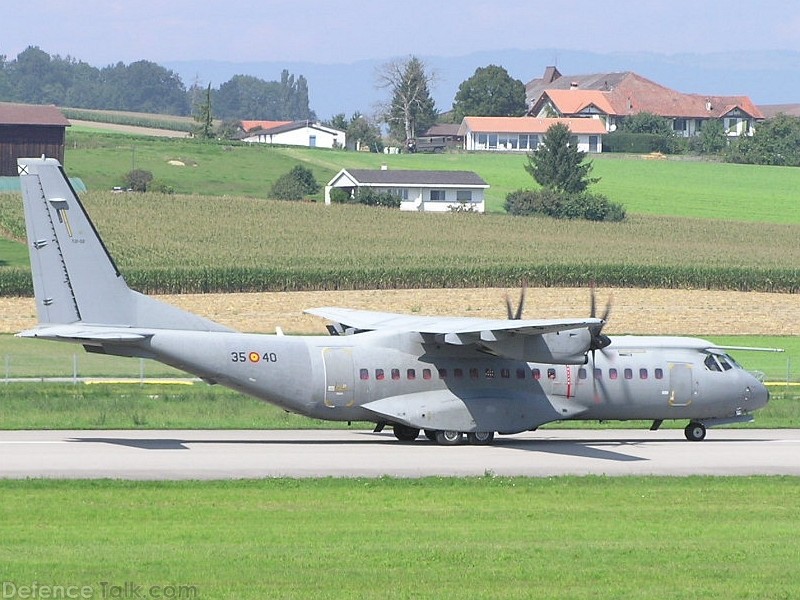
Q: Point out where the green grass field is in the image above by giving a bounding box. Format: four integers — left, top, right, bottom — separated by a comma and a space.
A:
1, 477, 798, 599
61, 130, 800, 220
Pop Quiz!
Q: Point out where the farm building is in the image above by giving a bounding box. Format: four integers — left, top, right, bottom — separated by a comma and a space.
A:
238, 120, 345, 149
525, 67, 763, 138
325, 167, 489, 212
0, 103, 70, 176
458, 116, 606, 153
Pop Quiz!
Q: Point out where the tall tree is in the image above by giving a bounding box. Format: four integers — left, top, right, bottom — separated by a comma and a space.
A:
192, 83, 214, 139
377, 56, 437, 142
452, 65, 527, 121
525, 123, 598, 194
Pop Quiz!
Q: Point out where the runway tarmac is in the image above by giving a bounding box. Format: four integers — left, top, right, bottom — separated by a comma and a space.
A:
1, 429, 799, 479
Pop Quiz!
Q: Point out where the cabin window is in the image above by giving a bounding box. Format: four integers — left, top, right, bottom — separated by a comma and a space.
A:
423, 368, 432, 380
717, 356, 733, 371
704, 355, 721, 372
624, 368, 633, 380
407, 369, 416, 380
470, 368, 479, 379
360, 368, 369, 380
501, 368, 510, 379
532, 368, 541, 380
609, 368, 618, 380
639, 368, 648, 380
654, 368, 664, 380
594, 368, 602, 380
454, 368, 464, 379
391, 368, 400, 380
485, 368, 495, 379
438, 368, 447, 379
516, 368, 526, 379
547, 368, 556, 380
578, 367, 588, 380
376, 368, 385, 380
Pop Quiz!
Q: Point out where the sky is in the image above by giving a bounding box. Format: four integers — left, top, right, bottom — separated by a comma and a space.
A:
3, 0, 800, 67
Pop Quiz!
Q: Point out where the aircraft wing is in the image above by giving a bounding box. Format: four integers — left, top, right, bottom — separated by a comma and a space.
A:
306, 307, 600, 337
305, 307, 602, 363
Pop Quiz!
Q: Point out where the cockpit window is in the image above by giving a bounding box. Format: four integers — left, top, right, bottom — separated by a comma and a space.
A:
704, 354, 722, 372
717, 356, 733, 371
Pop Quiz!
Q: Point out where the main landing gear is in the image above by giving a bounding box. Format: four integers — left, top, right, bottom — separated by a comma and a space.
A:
392, 425, 495, 445
684, 421, 707, 441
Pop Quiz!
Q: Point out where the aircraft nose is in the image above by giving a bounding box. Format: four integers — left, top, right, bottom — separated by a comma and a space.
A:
746, 376, 770, 410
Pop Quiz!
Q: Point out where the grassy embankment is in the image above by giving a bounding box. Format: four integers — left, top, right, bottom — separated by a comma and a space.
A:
1, 477, 799, 599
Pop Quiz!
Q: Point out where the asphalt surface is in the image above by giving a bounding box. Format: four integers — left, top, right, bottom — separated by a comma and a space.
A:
1, 429, 799, 479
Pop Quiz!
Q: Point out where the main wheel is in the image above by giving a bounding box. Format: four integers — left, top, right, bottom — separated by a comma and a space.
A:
423, 429, 437, 442
684, 421, 706, 441
393, 424, 420, 442
435, 430, 463, 446
466, 431, 495, 446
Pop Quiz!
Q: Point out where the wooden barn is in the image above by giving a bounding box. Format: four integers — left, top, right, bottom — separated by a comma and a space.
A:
0, 103, 70, 176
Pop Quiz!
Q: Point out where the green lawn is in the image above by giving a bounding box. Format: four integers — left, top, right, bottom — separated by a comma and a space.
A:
61, 130, 800, 221
0, 238, 27, 267
1, 477, 798, 599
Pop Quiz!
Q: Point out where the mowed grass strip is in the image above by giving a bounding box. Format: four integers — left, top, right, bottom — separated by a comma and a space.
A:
1, 477, 798, 599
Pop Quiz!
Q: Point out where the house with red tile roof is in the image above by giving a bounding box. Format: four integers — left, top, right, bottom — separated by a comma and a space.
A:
526, 67, 763, 138
457, 116, 606, 153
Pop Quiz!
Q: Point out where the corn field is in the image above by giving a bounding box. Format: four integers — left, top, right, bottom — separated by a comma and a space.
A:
1, 192, 798, 295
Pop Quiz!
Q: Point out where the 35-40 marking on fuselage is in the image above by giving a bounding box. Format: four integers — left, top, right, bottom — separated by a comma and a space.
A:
231, 351, 278, 363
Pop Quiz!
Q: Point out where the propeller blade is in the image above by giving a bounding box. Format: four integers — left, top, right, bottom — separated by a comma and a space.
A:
514, 283, 527, 320
504, 294, 514, 320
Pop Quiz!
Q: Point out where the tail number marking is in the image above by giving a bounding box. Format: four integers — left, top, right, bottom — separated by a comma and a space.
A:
231, 351, 278, 363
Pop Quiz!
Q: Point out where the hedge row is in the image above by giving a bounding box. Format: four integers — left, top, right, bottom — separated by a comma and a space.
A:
2, 265, 797, 296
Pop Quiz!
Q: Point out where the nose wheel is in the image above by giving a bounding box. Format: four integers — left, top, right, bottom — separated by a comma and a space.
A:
684, 421, 706, 441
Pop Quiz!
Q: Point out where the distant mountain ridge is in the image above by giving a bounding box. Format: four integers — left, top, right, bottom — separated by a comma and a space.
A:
165, 49, 800, 120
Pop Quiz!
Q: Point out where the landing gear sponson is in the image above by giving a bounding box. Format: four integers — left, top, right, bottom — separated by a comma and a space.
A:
392, 425, 495, 445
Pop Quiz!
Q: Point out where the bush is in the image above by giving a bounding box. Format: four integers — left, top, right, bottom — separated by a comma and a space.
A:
270, 165, 321, 201
124, 169, 154, 192
329, 188, 353, 203
355, 188, 401, 208
505, 189, 626, 222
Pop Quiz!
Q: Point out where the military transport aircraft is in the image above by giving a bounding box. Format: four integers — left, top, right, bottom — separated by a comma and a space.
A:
16, 157, 773, 445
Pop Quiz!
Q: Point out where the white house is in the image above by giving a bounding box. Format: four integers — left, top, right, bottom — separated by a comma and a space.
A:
239, 120, 345, 149
325, 168, 489, 212
458, 116, 606, 153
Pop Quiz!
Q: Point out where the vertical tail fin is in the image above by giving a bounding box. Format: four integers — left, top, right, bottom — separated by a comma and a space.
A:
18, 157, 230, 332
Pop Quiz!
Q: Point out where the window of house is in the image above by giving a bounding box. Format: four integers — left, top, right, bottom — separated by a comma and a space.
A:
456, 190, 473, 203
519, 135, 529, 150
430, 189, 446, 201
477, 133, 488, 148
388, 188, 408, 200
488, 134, 498, 149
